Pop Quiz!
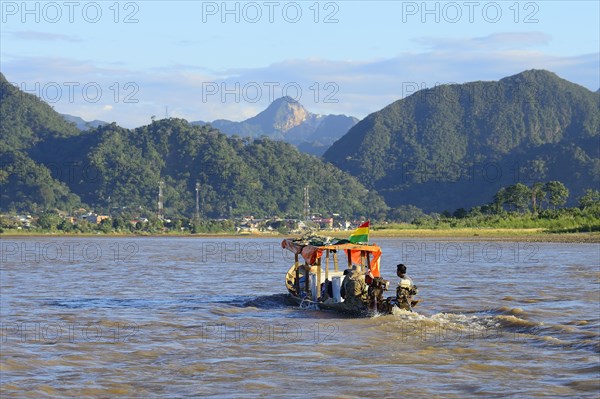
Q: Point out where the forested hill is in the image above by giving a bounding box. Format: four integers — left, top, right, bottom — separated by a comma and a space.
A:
1, 73, 84, 210
63, 119, 387, 217
0, 73, 81, 150
323, 70, 600, 212
0, 73, 387, 217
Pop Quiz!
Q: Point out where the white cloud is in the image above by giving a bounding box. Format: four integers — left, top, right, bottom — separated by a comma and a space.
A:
413, 32, 552, 51
10, 30, 82, 42
1, 34, 598, 127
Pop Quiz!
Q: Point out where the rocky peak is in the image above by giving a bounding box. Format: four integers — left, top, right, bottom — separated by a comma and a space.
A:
250, 96, 312, 132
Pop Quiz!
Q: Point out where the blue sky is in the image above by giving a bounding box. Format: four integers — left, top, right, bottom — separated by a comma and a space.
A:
1, 1, 599, 127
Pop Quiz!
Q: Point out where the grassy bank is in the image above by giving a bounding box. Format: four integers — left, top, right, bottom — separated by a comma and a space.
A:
372, 228, 599, 242
312, 227, 598, 243
2, 227, 599, 242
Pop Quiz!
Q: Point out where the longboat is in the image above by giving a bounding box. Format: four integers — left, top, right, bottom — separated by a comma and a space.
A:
281, 236, 419, 316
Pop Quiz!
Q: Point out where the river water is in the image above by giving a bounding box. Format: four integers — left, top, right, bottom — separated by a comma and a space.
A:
1, 237, 598, 398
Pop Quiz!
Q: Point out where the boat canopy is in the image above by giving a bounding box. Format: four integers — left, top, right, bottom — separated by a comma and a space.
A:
281, 238, 382, 277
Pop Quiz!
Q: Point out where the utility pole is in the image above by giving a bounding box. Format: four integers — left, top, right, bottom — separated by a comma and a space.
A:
303, 185, 310, 221
158, 181, 164, 219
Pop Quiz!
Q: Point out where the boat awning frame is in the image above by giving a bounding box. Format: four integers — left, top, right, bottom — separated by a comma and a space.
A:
281, 239, 382, 268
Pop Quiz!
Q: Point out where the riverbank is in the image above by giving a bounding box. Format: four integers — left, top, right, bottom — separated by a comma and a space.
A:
369, 228, 600, 243
2, 228, 599, 242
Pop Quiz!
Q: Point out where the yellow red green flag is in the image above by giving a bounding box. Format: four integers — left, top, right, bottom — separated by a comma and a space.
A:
349, 221, 369, 243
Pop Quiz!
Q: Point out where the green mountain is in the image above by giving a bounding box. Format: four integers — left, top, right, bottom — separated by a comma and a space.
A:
0, 73, 81, 150
0, 73, 386, 218
63, 119, 387, 218
323, 70, 600, 212
0, 73, 84, 211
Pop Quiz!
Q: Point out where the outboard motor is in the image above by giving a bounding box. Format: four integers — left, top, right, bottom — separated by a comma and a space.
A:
367, 277, 389, 312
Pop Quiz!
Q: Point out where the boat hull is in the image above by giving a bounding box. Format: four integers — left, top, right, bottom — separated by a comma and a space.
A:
285, 264, 411, 317
288, 293, 372, 317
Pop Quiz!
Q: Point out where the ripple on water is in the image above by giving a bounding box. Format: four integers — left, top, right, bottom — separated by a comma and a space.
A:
2, 237, 599, 398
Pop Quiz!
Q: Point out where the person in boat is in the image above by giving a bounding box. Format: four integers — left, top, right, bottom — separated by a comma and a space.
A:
396, 263, 419, 310
340, 268, 351, 299
396, 264, 413, 285
343, 265, 368, 308
320, 279, 333, 300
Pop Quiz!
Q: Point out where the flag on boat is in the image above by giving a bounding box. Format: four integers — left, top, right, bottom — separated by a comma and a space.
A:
349, 221, 369, 243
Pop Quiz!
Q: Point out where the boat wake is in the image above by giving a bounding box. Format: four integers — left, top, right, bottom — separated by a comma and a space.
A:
380, 306, 600, 354
239, 293, 298, 309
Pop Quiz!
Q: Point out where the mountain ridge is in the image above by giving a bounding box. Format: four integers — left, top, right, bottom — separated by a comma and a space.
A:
0, 73, 385, 217
61, 114, 109, 131
324, 69, 600, 212
192, 96, 358, 155
2, 69, 598, 216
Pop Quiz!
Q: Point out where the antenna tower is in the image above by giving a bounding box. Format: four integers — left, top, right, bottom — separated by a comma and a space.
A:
158, 181, 164, 219
303, 185, 310, 221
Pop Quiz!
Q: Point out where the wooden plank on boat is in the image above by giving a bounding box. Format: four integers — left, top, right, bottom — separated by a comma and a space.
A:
325, 249, 329, 281
304, 262, 309, 293
316, 257, 322, 297
333, 251, 339, 272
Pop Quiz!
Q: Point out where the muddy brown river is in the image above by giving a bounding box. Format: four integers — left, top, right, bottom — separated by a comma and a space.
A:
1, 237, 598, 398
